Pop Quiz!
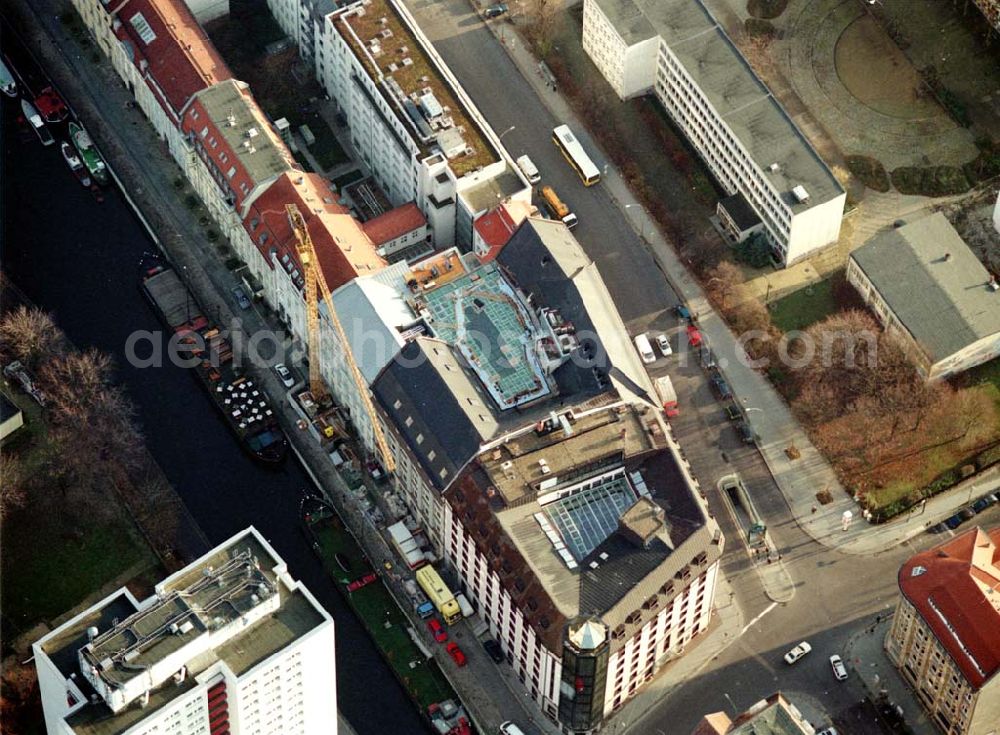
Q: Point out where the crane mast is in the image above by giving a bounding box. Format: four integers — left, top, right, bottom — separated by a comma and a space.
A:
285, 204, 396, 474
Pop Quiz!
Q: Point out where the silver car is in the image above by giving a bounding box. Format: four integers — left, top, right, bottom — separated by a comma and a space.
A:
829, 654, 848, 681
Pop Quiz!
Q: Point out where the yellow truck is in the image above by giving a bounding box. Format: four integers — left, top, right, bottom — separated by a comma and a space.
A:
539, 186, 578, 229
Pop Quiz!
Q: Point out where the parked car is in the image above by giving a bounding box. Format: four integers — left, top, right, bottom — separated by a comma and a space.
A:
816, 728, 839, 735
959, 507, 977, 521
427, 618, 448, 643
674, 304, 692, 321
972, 496, 994, 513
446, 642, 467, 667
346, 572, 377, 592
686, 325, 703, 347
231, 285, 251, 310
484, 2, 509, 18
944, 513, 965, 530
783, 641, 812, 664
829, 654, 848, 681
274, 363, 295, 388
634, 333, 656, 364
736, 421, 755, 444
655, 333, 672, 356
710, 375, 732, 400
724, 404, 742, 421
482, 638, 505, 664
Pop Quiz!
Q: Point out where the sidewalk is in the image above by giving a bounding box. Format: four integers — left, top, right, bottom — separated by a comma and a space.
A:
473, 5, 1000, 557
844, 617, 938, 735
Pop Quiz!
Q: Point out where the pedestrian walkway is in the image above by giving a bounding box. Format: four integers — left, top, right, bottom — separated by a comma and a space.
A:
473, 5, 1000, 558
844, 616, 938, 735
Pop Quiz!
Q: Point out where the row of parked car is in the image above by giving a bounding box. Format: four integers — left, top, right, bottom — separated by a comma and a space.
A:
933, 491, 999, 532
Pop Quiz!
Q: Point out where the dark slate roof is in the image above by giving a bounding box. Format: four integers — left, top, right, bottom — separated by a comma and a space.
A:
718, 192, 761, 232
850, 213, 1000, 364
0, 393, 21, 423
372, 337, 497, 491
496, 218, 615, 398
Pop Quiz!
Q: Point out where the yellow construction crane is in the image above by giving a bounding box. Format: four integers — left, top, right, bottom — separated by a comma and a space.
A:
286, 204, 396, 474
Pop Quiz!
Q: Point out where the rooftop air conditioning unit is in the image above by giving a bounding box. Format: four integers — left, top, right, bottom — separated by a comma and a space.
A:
792, 185, 810, 203
769, 162, 780, 173
402, 57, 413, 67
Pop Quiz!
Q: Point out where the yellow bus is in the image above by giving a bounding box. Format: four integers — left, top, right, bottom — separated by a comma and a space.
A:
552, 124, 601, 186
415, 566, 462, 624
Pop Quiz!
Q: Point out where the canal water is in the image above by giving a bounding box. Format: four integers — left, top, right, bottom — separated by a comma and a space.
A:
1, 95, 424, 734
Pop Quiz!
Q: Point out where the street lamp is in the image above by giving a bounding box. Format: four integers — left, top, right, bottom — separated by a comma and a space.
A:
625, 203, 646, 240
498, 125, 515, 141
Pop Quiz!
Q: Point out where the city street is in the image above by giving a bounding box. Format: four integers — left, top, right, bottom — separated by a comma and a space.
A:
5, 0, 998, 731
398, 2, 1000, 733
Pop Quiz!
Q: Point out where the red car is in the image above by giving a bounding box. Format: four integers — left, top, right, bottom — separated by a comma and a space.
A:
346, 572, 377, 592
446, 642, 467, 667
686, 325, 703, 347
427, 618, 448, 643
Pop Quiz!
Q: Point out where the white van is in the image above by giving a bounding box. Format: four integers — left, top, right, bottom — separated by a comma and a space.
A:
516, 154, 541, 184
499, 723, 527, 735
634, 333, 656, 364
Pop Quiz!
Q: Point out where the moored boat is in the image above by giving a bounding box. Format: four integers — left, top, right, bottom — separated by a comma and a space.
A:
21, 98, 53, 146
33, 85, 68, 123
69, 122, 110, 186
140, 262, 288, 465
61, 142, 92, 187
0, 59, 16, 97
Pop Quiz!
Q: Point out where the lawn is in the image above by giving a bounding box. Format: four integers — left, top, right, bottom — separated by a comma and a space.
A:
1, 503, 156, 639
769, 277, 838, 332
1, 387, 159, 641
311, 517, 454, 710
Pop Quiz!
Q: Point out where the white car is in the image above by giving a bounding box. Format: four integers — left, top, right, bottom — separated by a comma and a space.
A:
783, 641, 812, 664
655, 333, 672, 356
274, 363, 295, 388
816, 728, 839, 735
830, 654, 848, 681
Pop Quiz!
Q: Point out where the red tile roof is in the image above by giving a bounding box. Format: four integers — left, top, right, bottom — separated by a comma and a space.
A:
112, 0, 231, 116
899, 526, 1000, 689
475, 200, 536, 263
244, 173, 386, 291
361, 202, 426, 246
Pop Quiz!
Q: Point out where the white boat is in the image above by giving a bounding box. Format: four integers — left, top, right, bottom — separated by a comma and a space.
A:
21, 98, 54, 146
0, 59, 17, 97
61, 142, 92, 187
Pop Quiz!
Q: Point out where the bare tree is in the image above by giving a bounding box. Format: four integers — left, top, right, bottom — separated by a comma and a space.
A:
0, 450, 27, 520
0, 306, 66, 369
705, 261, 744, 311
527, 0, 557, 57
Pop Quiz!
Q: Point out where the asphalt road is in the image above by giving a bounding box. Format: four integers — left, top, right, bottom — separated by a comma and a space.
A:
398, 4, 1000, 733
404, 0, 674, 329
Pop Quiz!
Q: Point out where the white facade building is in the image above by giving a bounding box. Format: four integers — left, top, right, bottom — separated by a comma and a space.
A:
581, 0, 845, 266
34, 527, 337, 735
370, 220, 724, 732
265, 0, 530, 250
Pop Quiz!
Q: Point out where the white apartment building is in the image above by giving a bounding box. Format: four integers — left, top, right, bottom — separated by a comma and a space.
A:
265, 0, 531, 250
33, 527, 337, 735
437, 404, 722, 731
582, 0, 845, 266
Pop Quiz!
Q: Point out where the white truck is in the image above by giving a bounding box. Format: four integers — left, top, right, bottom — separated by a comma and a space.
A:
655, 375, 679, 418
